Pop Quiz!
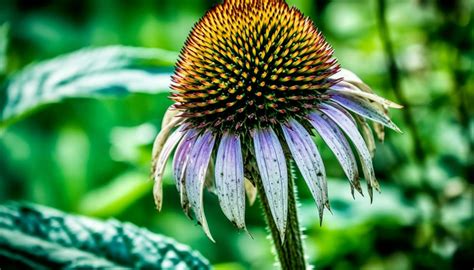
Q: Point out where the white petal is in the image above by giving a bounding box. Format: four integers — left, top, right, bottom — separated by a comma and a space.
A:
320, 103, 380, 200
329, 81, 403, 109
308, 112, 362, 196
281, 119, 328, 220
185, 130, 216, 241
215, 133, 246, 229
330, 92, 401, 132
252, 128, 288, 241
152, 126, 185, 211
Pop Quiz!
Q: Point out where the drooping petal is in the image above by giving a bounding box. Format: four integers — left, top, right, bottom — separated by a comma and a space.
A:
281, 118, 328, 221
373, 122, 386, 142
244, 178, 257, 206
329, 81, 402, 109
173, 128, 198, 216
328, 101, 357, 125
331, 68, 399, 105
152, 126, 185, 211
215, 133, 246, 229
319, 103, 379, 201
185, 130, 216, 241
307, 112, 362, 196
331, 68, 371, 92
252, 128, 288, 241
355, 116, 376, 158
161, 106, 182, 129
329, 73, 394, 140
329, 92, 401, 132
151, 112, 183, 164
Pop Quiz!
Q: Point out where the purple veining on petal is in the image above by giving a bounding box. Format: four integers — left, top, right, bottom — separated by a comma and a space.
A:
329, 80, 361, 92
326, 101, 356, 125
215, 133, 246, 229
153, 125, 185, 211
319, 103, 379, 201
281, 118, 328, 221
184, 130, 216, 241
329, 93, 401, 132
252, 127, 288, 241
173, 128, 198, 216
308, 111, 362, 196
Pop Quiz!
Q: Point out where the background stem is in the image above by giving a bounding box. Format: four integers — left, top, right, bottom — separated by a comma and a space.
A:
376, 0, 426, 162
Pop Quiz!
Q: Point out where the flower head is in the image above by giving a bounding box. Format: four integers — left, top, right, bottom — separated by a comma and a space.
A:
152, 0, 401, 241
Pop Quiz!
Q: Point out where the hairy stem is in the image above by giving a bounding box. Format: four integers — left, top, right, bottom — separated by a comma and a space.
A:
256, 164, 306, 270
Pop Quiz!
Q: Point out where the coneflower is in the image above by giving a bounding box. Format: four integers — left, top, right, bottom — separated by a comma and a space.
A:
152, 0, 401, 268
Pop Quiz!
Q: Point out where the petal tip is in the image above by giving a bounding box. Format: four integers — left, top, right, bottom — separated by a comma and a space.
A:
155, 204, 162, 212
153, 182, 163, 211
206, 230, 216, 243
391, 103, 404, 109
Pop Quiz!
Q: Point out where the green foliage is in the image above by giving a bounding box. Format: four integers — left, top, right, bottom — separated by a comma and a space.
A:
78, 171, 153, 217
0, 202, 210, 269
0, 0, 472, 269
0, 23, 7, 75
1, 46, 177, 126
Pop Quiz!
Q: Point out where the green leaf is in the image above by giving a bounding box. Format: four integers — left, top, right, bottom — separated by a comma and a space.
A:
78, 171, 153, 217
1, 46, 178, 125
0, 202, 210, 269
0, 23, 8, 75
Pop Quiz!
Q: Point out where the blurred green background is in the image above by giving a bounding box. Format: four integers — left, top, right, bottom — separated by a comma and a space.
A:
0, 0, 472, 269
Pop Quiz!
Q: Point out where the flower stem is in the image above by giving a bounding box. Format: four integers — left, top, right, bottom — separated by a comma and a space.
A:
257, 164, 307, 269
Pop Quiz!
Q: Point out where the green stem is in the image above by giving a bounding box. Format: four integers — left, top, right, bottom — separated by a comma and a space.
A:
376, 0, 426, 161
256, 164, 306, 270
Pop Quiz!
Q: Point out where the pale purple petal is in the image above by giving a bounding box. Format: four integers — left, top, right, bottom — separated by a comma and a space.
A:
185, 130, 216, 241
327, 101, 356, 125
281, 119, 328, 220
307, 112, 362, 196
215, 133, 246, 229
319, 103, 379, 200
252, 128, 288, 241
152, 126, 185, 211
330, 70, 394, 140
173, 128, 198, 216
329, 93, 401, 132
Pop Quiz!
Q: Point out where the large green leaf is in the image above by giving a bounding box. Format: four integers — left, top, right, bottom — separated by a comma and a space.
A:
0, 202, 210, 269
1, 46, 178, 125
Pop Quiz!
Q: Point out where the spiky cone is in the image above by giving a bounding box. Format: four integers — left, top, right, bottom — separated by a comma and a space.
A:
152, 0, 401, 268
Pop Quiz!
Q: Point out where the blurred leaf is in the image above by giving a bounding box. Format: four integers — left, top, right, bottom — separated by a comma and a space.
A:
0, 202, 210, 269
299, 179, 420, 228
213, 262, 247, 270
78, 171, 152, 217
1, 46, 178, 126
110, 123, 157, 163
0, 23, 8, 74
